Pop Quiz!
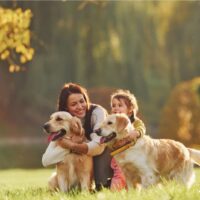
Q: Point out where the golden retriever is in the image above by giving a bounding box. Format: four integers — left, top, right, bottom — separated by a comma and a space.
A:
97, 113, 200, 189
43, 111, 93, 192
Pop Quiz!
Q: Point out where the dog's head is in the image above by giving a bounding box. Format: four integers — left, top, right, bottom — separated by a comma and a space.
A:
96, 113, 132, 145
43, 111, 83, 142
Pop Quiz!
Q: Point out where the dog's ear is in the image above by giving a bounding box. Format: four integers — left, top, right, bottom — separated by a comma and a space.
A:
116, 115, 129, 133
70, 117, 83, 136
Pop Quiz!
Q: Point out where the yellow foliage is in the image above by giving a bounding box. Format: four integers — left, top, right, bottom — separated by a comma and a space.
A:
0, 7, 34, 71
159, 77, 200, 146
0, 50, 10, 60
9, 64, 21, 73
20, 55, 27, 63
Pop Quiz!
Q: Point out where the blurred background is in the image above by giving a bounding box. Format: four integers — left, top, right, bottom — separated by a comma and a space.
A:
0, 0, 199, 169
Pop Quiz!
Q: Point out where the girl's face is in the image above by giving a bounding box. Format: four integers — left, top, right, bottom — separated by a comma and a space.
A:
67, 93, 87, 119
111, 98, 132, 116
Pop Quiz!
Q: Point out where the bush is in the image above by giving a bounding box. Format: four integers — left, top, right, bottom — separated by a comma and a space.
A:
159, 77, 200, 146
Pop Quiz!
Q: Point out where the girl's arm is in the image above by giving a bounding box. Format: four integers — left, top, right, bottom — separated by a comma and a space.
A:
112, 117, 146, 149
132, 117, 146, 139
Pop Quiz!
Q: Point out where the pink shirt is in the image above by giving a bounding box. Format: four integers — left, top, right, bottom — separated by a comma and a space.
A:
111, 158, 127, 190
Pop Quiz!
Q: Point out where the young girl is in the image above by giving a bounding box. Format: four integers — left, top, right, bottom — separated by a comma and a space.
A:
109, 89, 146, 190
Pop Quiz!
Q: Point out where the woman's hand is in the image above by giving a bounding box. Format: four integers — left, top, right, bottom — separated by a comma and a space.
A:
57, 138, 74, 149
57, 133, 85, 150
57, 138, 88, 154
71, 134, 85, 143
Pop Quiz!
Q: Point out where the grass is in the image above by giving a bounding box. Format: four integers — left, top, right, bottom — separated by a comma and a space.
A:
0, 144, 46, 169
0, 168, 200, 200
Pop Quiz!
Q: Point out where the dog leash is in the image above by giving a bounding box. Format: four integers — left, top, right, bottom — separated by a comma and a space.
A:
110, 140, 136, 156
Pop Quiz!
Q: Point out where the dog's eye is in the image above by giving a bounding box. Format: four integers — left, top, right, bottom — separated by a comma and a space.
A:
107, 121, 113, 125
56, 117, 63, 121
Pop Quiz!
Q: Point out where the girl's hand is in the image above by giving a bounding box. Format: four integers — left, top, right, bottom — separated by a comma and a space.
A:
112, 138, 131, 150
129, 130, 141, 141
112, 130, 140, 150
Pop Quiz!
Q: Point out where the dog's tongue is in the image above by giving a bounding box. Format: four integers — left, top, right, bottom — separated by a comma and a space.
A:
100, 137, 106, 144
47, 133, 58, 142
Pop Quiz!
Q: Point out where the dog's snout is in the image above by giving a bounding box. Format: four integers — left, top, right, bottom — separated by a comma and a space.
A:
95, 128, 102, 135
43, 123, 50, 132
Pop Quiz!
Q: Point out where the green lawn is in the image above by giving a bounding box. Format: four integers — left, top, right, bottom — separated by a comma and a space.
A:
0, 169, 50, 188
0, 168, 200, 200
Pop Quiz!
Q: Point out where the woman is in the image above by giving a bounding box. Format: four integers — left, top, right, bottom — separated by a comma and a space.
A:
42, 82, 113, 190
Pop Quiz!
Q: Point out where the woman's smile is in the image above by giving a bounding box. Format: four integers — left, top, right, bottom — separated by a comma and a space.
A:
67, 93, 87, 118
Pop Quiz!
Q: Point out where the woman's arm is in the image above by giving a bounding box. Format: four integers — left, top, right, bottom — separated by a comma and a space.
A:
57, 138, 88, 154
42, 142, 70, 167
87, 106, 107, 155
57, 136, 105, 156
57, 105, 107, 156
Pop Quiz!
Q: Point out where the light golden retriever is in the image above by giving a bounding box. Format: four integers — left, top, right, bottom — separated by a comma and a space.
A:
43, 111, 93, 192
97, 113, 200, 189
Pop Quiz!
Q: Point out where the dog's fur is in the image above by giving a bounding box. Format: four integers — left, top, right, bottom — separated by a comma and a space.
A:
98, 113, 200, 189
43, 111, 93, 192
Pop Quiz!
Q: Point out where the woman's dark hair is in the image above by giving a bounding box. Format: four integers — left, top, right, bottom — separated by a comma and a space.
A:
57, 83, 90, 111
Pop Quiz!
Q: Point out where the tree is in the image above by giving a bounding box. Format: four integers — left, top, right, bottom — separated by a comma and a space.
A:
0, 7, 34, 72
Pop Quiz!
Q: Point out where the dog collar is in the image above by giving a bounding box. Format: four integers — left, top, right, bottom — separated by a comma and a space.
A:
110, 140, 135, 156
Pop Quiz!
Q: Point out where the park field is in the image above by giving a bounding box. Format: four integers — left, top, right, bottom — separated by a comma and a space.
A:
0, 168, 200, 200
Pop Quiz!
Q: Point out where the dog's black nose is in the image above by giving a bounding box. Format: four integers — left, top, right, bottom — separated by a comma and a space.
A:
43, 123, 49, 131
95, 128, 101, 135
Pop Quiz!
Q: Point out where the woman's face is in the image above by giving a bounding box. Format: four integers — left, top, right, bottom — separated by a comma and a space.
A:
67, 93, 87, 119
111, 98, 132, 116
